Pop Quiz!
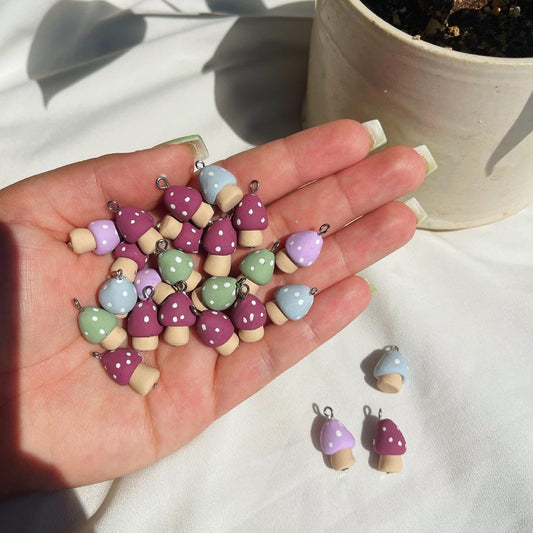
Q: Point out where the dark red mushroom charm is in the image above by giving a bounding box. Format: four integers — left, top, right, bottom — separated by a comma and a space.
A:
202, 218, 237, 276
373, 410, 406, 473
127, 298, 163, 351
158, 291, 196, 346
111, 242, 148, 282
232, 180, 268, 248
231, 292, 267, 342
195, 309, 239, 356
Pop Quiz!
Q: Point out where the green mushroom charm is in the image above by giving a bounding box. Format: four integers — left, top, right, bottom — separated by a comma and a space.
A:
237, 244, 277, 295
191, 276, 238, 312
75, 299, 127, 350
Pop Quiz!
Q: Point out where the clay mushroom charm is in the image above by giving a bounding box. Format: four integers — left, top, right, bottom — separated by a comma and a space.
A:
202, 218, 237, 276
373, 411, 407, 473
198, 164, 243, 212
94, 348, 160, 396
230, 292, 267, 342
68, 219, 121, 255
154, 239, 202, 303
232, 180, 269, 247
275, 224, 330, 274
266, 284, 317, 325
373, 345, 410, 394
192, 276, 238, 312
319, 406, 356, 471
98, 270, 138, 318
172, 221, 204, 254
111, 242, 148, 282
195, 309, 239, 356
127, 294, 163, 351
237, 245, 277, 294
156, 175, 214, 238
134, 267, 162, 300
75, 300, 127, 350
109, 201, 164, 255
158, 290, 196, 346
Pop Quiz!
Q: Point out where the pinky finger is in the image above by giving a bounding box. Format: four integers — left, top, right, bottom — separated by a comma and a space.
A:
213, 276, 371, 418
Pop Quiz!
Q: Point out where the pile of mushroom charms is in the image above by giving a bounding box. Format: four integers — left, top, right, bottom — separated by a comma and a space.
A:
69, 164, 327, 396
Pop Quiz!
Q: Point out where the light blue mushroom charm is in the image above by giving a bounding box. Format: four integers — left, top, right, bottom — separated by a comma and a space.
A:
198, 164, 243, 212
265, 284, 317, 325
373, 345, 409, 393
98, 270, 138, 318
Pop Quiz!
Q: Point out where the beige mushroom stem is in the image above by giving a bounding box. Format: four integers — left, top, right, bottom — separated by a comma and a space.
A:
238, 326, 264, 343
238, 229, 263, 248
153, 282, 175, 305
216, 185, 243, 212
275, 250, 298, 274
137, 227, 165, 254
377, 373, 403, 394
215, 333, 240, 356
265, 301, 288, 326
68, 228, 97, 254
191, 288, 208, 312
132, 335, 159, 352
236, 274, 260, 295
158, 215, 183, 240
100, 326, 127, 350
330, 448, 356, 471
129, 364, 160, 396
110, 257, 138, 282
204, 254, 232, 277
378, 454, 403, 473
163, 326, 190, 346
191, 202, 214, 228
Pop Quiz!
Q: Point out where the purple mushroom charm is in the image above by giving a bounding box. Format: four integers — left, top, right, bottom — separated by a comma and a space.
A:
202, 218, 237, 276
158, 291, 196, 346
232, 180, 269, 248
134, 267, 162, 300
195, 309, 239, 356
127, 299, 163, 351
109, 201, 164, 255
173, 221, 204, 254
94, 348, 160, 396
275, 224, 330, 273
230, 292, 267, 342
374, 411, 406, 473
319, 406, 356, 471
68, 219, 120, 255
157, 176, 214, 231
111, 242, 148, 282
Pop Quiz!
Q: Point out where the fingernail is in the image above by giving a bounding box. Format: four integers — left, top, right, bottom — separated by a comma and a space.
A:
413, 145, 438, 175
360, 276, 378, 294
403, 197, 428, 225
155, 135, 209, 163
362, 119, 387, 151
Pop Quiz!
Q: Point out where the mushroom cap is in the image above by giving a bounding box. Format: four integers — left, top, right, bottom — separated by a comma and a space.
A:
101, 348, 142, 386
373, 419, 406, 456
274, 284, 315, 321
285, 230, 324, 267
239, 249, 275, 285
134, 268, 162, 300
128, 301, 163, 337
373, 349, 409, 382
196, 310, 234, 348
113, 242, 148, 269
202, 218, 237, 255
78, 307, 118, 344
320, 418, 356, 455
88, 219, 121, 255
198, 164, 238, 205
232, 193, 268, 231
163, 186, 203, 222
158, 292, 196, 327
115, 206, 155, 243
98, 276, 138, 315
201, 276, 237, 311
173, 221, 203, 253
230, 294, 267, 330
158, 249, 195, 285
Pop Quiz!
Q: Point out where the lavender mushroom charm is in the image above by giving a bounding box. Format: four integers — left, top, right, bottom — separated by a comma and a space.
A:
373, 345, 409, 394
94, 348, 160, 396
265, 284, 317, 326
68, 219, 120, 255
232, 180, 269, 248
373, 410, 406, 473
275, 224, 330, 273
319, 406, 356, 471
198, 164, 243, 212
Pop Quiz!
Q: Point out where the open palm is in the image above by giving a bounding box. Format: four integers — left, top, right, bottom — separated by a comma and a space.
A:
0, 120, 426, 496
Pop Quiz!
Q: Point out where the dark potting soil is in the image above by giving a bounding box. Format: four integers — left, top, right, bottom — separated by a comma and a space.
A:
360, 0, 533, 57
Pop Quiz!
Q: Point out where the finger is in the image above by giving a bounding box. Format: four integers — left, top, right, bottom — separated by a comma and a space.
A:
264, 145, 426, 240
213, 119, 374, 204
255, 200, 416, 300
213, 275, 371, 417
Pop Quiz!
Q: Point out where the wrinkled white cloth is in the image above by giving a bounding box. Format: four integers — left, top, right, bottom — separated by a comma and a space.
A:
1, 1, 532, 532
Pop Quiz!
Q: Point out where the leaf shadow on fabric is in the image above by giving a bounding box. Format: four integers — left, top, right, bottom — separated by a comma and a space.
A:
202, 1, 315, 145
27, 0, 147, 107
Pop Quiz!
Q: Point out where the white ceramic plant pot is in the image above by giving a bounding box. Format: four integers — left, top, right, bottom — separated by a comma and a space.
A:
304, 0, 533, 229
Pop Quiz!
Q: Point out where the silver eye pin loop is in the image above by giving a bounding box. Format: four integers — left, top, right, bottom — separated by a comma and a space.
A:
249, 180, 260, 194
310, 287, 318, 296
173, 280, 188, 293
111, 269, 123, 280
323, 406, 334, 419
236, 277, 250, 299
270, 241, 281, 253
378, 408, 383, 421
92, 352, 102, 360
190, 305, 202, 317
107, 200, 120, 213
142, 285, 155, 301
73, 298, 84, 311
156, 174, 169, 190
156, 239, 169, 254
195, 160, 206, 171
318, 223, 330, 235
384, 345, 399, 352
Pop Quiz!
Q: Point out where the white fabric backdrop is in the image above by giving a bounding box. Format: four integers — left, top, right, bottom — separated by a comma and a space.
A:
1, 1, 532, 532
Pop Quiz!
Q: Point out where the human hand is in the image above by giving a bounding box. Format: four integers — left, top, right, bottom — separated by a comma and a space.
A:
0, 120, 427, 496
